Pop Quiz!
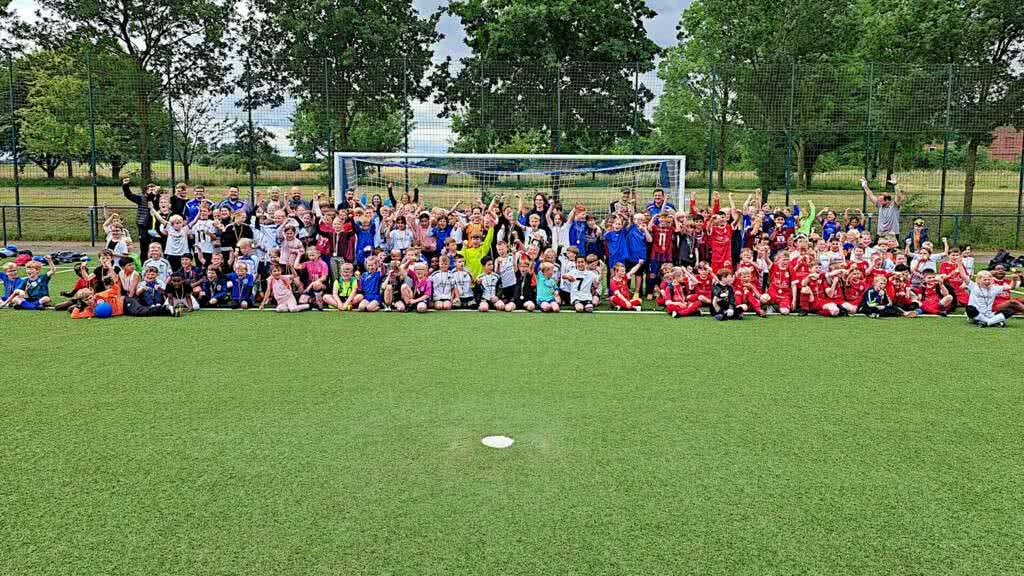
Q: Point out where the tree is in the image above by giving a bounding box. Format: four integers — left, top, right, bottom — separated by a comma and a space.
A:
242, 0, 438, 155
27, 0, 236, 181
858, 0, 1024, 217
173, 93, 237, 182
13, 49, 129, 179
214, 125, 279, 174
288, 102, 406, 164
432, 0, 660, 155
672, 0, 862, 198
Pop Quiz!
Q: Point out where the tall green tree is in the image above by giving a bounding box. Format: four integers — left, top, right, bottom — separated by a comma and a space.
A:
288, 102, 406, 163
26, 0, 235, 181
242, 0, 438, 154
432, 0, 660, 155
670, 0, 861, 199
858, 0, 1024, 216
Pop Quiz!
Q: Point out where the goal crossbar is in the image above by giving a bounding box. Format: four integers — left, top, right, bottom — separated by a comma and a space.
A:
333, 152, 687, 213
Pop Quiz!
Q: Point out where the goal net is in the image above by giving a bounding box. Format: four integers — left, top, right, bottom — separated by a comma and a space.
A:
333, 153, 686, 214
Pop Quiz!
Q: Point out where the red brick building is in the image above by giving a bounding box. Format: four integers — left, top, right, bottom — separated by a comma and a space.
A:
990, 126, 1023, 162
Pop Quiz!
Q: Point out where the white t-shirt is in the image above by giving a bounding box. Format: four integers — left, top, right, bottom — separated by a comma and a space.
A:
429, 270, 454, 301
390, 229, 413, 251
478, 272, 500, 300
569, 269, 598, 303
967, 282, 1002, 316
496, 254, 516, 288
162, 225, 190, 257
450, 270, 473, 298
192, 220, 217, 254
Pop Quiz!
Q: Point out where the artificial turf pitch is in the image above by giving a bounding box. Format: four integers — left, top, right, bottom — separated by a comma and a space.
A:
2, 292, 1023, 574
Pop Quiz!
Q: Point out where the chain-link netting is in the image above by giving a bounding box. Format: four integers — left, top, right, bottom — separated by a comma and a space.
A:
1, 53, 1022, 245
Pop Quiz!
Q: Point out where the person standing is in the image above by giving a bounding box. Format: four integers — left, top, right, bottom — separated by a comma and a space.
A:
861, 175, 905, 238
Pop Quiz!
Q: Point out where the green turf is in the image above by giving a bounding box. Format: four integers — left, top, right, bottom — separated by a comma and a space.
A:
2, 293, 1024, 575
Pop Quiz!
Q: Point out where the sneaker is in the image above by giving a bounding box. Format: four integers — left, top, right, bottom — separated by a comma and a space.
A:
938, 311, 947, 317
671, 311, 678, 318
869, 313, 880, 319
798, 309, 808, 317
384, 305, 392, 312
634, 306, 642, 312
996, 321, 1007, 328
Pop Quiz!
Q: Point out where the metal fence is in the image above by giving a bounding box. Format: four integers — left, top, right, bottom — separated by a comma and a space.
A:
1, 52, 1023, 246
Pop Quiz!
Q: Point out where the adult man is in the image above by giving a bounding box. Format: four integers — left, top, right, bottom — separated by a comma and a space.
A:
608, 187, 635, 215
219, 186, 252, 216
645, 188, 676, 216
183, 186, 208, 225
121, 178, 159, 255
861, 175, 904, 238
287, 186, 311, 210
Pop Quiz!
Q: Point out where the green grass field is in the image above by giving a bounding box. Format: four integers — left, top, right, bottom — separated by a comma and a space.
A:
2, 267, 1024, 575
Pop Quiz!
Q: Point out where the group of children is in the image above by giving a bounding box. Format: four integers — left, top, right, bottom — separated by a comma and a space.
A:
1, 181, 1021, 327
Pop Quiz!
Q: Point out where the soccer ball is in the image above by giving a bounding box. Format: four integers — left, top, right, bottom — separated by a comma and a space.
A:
94, 302, 113, 318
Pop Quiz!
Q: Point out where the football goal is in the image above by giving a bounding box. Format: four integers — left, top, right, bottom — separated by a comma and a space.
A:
333, 152, 686, 214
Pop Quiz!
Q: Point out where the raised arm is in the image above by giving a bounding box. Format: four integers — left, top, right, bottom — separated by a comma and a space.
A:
861, 178, 879, 206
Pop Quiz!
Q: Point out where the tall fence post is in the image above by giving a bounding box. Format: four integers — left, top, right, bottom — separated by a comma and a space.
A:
1016, 131, 1023, 248
322, 58, 333, 199
478, 61, 486, 152
167, 71, 176, 188
939, 64, 953, 235
7, 54, 21, 239
402, 56, 410, 197
244, 60, 256, 205
862, 62, 874, 214
632, 62, 640, 154
86, 50, 99, 242
707, 69, 717, 205
785, 62, 796, 205
553, 62, 561, 154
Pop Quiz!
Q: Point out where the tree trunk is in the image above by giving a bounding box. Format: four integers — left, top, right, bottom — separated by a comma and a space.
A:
962, 137, 980, 221
182, 161, 191, 182
884, 140, 897, 182
796, 139, 805, 190
111, 159, 123, 180
66, 161, 73, 179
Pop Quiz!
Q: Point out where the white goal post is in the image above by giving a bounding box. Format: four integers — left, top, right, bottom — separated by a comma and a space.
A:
333, 152, 687, 215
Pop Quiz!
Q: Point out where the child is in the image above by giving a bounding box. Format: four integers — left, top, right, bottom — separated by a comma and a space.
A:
60, 262, 93, 300
664, 267, 702, 318
356, 256, 383, 312
959, 268, 1014, 327
398, 262, 432, 313
136, 266, 165, 308
766, 251, 793, 314
226, 261, 256, 309
118, 258, 141, 296
278, 225, 304, 271
507, 258, 536, 312
429, 255, 455, 310
608, 263, 641, 311
297, 246, 328, 310
151, 211, 191, 271
536, 262, 560, 313
495, 240, 517, 302
324, 262, 361, 312
859, 276, 909, 318
451, 255, 476, 309
164, 275, 196, 315
197, 268, 228, 308
476, 258, 502, 312
142, 243, 172, 287
918, 270, 954, 316
734, 268, 767, 318
9, 256, 56, 309
260, 264, 309, 313
563, 255, 599, 313
711, 269, 742, 320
